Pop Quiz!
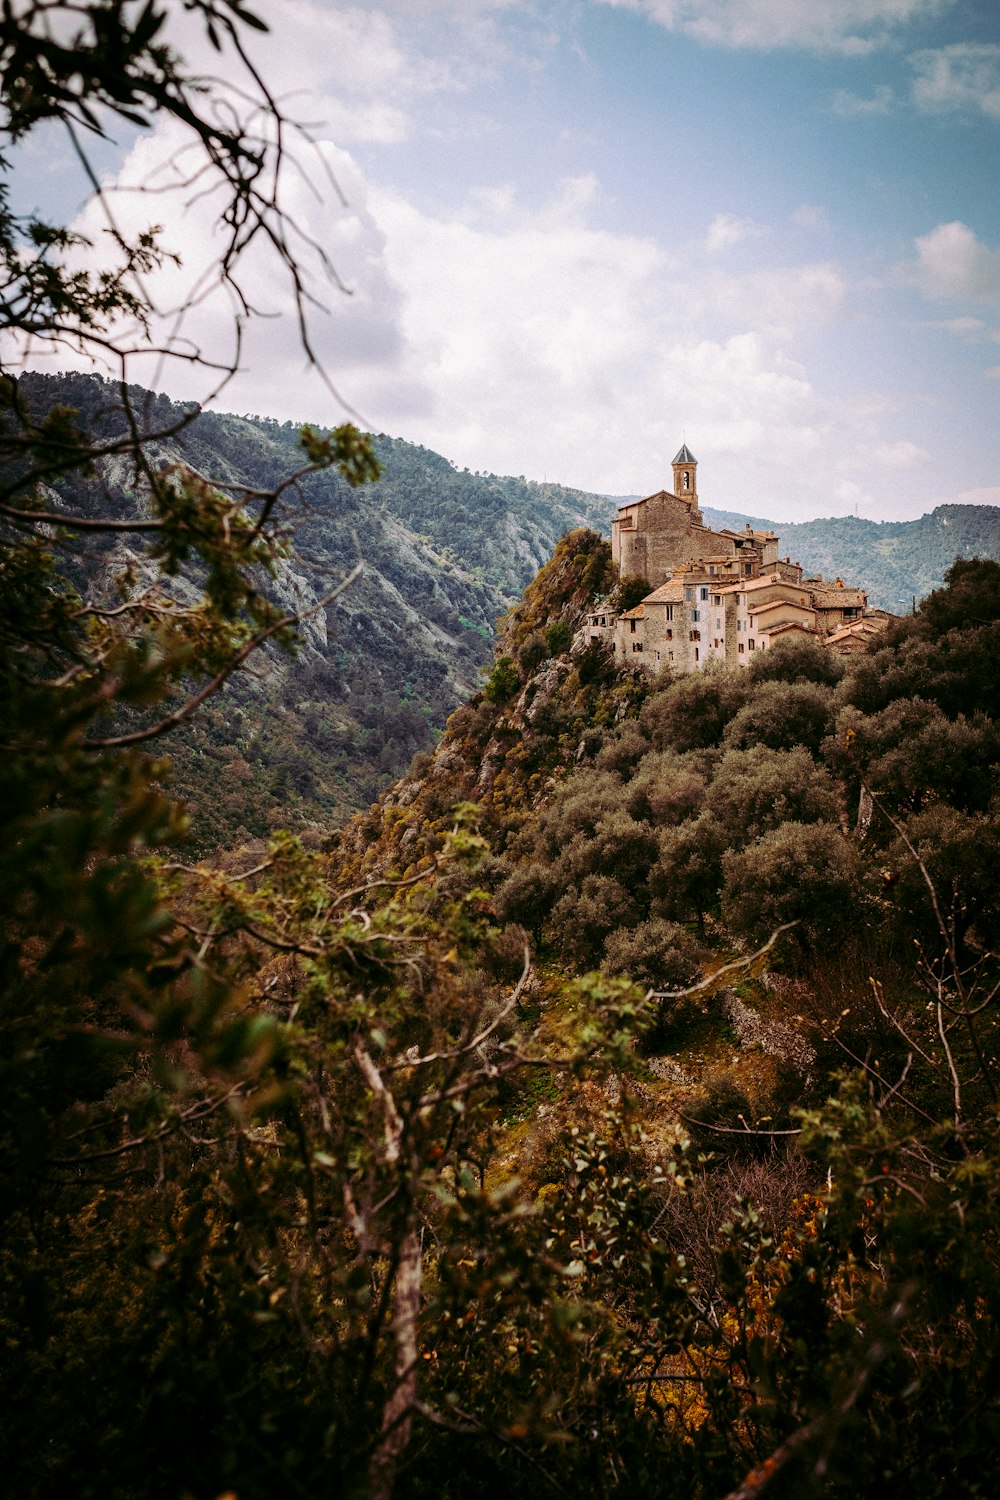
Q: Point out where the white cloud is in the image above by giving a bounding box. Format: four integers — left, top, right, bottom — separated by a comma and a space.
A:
830, 85, 896, 116
848, 440, 931, 470
15, 116, 427, 428
594, 0, 953, 55
910, 43, 1000, 119
367, 178, 853, 494
706, 212, 768, 252
791, 204, 830, 232
693, 261, 849, 340
923, 315, 990, 338
897, 221, 1000, 305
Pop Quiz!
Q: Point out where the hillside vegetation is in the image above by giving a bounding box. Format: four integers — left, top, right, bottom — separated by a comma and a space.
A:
22, 374, 1000, 848
14, 373, 614, 845
8, 496, 1000, 1497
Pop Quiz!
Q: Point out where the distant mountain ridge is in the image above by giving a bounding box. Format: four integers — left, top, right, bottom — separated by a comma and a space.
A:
701, 504, 1000, 616
16, 373, 616, 845
18, 372, 1000, 842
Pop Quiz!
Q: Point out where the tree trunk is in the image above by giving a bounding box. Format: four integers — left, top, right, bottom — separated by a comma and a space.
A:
368, 1224, 422, 1500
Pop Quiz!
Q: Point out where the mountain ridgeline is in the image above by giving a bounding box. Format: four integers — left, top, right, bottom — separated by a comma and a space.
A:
17, 373, 1000, 847
703, 503, 1000, 616
15, 373, 612, 845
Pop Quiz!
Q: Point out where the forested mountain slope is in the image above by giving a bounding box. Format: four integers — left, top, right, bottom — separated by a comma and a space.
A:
11, 522, 1000, 1498
15, 373, 614, 844
18, 374, 1000, 845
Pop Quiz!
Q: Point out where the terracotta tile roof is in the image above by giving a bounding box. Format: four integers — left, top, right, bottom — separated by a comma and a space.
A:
812, 588, 867, 607
737, 574, 791, 594
751, 598, 815, 620
766, 621, 822, 638
643, 580, 685, 603
825, 618, 886, 645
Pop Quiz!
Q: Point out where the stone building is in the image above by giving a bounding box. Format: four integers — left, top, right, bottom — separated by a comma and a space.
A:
588, 445, 894, 673
611, 445, 781, 587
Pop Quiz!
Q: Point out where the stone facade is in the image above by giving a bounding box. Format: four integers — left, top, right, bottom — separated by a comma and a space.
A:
588, 446, 894, 675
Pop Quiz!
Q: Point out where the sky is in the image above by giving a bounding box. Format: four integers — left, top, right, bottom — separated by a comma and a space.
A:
12, 0, 1000, 521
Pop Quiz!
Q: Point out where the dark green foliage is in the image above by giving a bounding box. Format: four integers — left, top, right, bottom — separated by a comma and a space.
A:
602, 917, 707, 990
623, 750, 708, 824
576, 635, 617, 687
705, 745, 840, 842
828, 699, 1000, 814
610, 573, 652, 612
721, 820, 861, 949
651, 813, 729, 928
746, 632, 844, 687
544, 617, 573, 655
639, 666, 750, 752
724, 678, 835, 754
886, 804, 1000, 951
483, 654, 521, 703
549, 872, 639, 966
594, 721, 653, 774
917, 556, 1000, 636
493, 861, 560, 940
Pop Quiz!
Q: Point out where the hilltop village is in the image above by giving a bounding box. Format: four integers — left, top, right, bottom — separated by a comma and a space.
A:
587, 446, 895, 674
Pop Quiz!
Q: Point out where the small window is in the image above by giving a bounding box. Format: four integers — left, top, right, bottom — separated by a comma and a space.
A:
633, 642, 643, 653
691, 609, 700, 622
694, 647, 700, 662
713, 595, 722, 606
699, 587, 709, 601
665, 628, 673, 640
739, 643, 745, 654
748, 638, 756, 651
665, 605, 674, 622
630, 619, 637, 634
668, 651, 674, 661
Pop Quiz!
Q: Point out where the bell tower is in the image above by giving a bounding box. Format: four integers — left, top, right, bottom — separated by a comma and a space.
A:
672, 443, 697, 508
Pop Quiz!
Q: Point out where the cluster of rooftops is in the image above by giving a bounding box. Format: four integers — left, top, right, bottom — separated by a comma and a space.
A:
586, 446, 894, 674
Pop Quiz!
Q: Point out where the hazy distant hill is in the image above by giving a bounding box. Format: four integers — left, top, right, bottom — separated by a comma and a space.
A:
17, 373, 614, 845
702, 505, 1000, 615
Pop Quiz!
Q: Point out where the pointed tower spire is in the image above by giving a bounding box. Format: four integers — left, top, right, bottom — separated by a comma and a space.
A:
672, 444, 698, 508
